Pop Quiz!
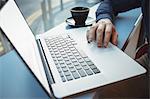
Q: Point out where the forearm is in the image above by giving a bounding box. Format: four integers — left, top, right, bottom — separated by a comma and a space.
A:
96, 0, 142, 22
112, 0, 142, 14
96, 0, 113, 22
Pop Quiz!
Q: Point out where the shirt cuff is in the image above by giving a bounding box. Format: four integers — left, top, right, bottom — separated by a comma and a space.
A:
96, 13, 113, 22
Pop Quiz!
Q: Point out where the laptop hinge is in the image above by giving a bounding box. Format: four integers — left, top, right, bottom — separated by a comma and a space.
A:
36, 39, 56, 98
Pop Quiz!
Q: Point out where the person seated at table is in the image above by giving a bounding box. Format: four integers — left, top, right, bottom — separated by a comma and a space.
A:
86, 0, 149, 98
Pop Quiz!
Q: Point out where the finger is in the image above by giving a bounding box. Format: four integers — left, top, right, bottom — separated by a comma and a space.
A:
111, 26, 118, 45
96, 22, 105, 47
87, 23, 97, 43
104, 23, 112, 47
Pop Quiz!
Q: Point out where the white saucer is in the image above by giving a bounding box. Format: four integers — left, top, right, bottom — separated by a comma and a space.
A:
66, 17, 95, 27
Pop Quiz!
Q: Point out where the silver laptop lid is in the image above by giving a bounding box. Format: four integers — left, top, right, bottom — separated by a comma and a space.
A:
0, 0, 50, 93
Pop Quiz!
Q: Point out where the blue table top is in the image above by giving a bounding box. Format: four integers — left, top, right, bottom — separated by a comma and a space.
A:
115, 8, 141, 49
0, 51, 49, 99
0, 8, 141, 98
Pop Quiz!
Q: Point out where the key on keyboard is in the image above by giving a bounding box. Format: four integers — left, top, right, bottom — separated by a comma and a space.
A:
45, 35, 100, 82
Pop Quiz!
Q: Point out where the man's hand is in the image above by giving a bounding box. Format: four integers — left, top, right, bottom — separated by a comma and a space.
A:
87, 19, 118, 47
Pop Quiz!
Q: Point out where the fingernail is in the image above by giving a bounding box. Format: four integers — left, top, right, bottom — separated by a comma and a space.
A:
104, 45, 107, 48
104, 43, 108, 48
113, 41, 118, 46
115, 43, 118, 46
98, 44, 102, 48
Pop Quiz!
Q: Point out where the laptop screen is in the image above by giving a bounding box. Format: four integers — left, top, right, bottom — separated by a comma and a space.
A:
0, 0, 50, 93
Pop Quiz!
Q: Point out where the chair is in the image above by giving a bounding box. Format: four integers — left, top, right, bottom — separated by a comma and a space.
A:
135, 43, 149, 59
135, 18, 149, 60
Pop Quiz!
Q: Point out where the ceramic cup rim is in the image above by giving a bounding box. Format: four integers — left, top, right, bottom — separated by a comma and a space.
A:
70, 7, 89, 13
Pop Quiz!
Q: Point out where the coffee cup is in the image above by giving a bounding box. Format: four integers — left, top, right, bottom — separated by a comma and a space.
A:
70, 7, 89, 26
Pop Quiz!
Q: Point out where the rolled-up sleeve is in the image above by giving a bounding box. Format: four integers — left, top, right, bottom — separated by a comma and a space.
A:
96, 0, 113, 22
96, 0, 142, 22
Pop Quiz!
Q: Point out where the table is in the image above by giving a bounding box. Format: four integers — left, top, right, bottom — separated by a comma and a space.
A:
0, 3, 141, 99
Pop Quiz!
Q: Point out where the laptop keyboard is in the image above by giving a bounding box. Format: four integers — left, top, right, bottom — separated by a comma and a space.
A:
45, 35, 100, 82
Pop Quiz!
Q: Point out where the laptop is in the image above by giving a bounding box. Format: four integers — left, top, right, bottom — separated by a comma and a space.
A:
0, 0, 146, 98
